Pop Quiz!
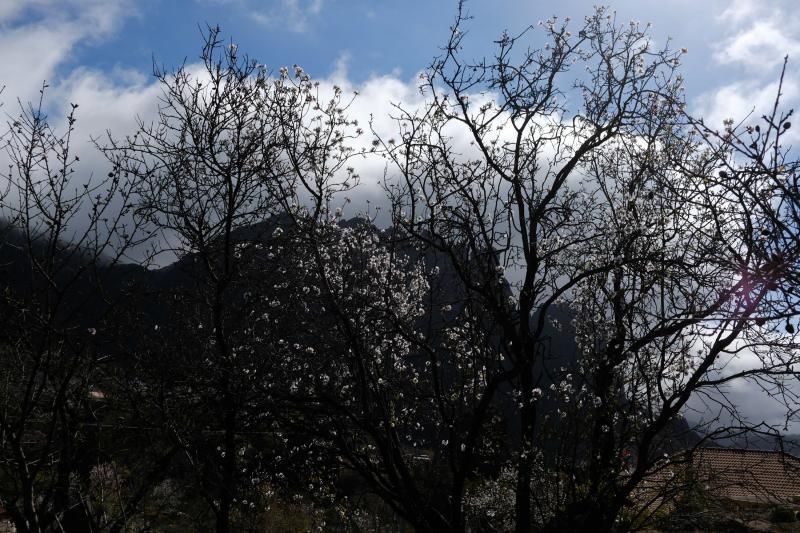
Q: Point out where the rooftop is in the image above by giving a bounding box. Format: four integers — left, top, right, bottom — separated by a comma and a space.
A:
692, 448, 800, 504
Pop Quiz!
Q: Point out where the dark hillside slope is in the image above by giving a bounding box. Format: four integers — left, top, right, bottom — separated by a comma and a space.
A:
0, 217, 701, 454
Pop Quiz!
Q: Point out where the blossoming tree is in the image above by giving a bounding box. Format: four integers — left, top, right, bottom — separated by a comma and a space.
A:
376, 5, 800, 531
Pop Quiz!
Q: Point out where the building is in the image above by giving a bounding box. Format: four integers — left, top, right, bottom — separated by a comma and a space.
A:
689, 448, 800, 505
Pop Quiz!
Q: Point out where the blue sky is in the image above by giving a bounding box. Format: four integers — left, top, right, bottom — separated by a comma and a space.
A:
1, 0, 799, 430
0, 0, 797, 146
1, 0, 797, 107
1, 0, 793, 193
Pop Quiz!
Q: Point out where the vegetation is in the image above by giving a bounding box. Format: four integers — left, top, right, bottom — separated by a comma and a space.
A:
0, 6, 797, 532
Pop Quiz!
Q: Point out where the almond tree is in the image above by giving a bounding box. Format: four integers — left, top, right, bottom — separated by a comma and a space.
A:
0, 86, 148, 532
376, 5, 799, 531
103, 27, 362, 532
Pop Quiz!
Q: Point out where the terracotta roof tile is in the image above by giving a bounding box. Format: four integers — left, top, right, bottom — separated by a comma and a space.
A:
633, 448, 800, 507
691, 448, 800, 503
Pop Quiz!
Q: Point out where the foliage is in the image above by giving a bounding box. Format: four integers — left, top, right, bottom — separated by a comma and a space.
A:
770, 506, 798, 523
0, 7, 798, 533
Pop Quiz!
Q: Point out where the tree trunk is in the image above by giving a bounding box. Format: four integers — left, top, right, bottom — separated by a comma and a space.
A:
514, 362, 533, 533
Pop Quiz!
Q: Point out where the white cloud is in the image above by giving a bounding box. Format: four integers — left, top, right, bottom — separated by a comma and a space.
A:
714, 19, 800, 72
0, 0, 131, 34
717, 0, 760, 25
694, 0, 799, 143
0, 24, 77, 104
0, 0, 134, 108
0, 0, 27, 23
52, 68, 162, 142
710, 0, 800, 73
251, 0, 324, 33
311, 69, 427, 220
0, 65, 163, 256
693, 77, 799, 134
0, 0, 140, 254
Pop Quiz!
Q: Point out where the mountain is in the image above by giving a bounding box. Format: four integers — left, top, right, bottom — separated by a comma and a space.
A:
0, 216, 704, 455
703, 433, 800, 456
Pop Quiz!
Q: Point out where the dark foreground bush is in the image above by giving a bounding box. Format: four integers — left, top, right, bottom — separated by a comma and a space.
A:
769, 506, 797, 523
